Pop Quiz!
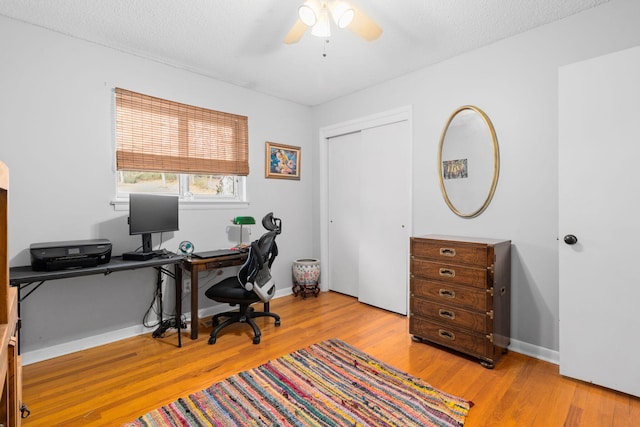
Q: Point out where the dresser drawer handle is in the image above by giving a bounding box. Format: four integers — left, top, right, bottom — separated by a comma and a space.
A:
438, 289, 456, 299
440, 247, 456, 257
439, 329, 456, 341
439, 268, 455, 277
439, 309, 455, 320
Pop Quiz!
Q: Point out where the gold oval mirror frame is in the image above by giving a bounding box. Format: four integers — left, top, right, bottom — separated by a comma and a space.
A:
438, 105, 500, 218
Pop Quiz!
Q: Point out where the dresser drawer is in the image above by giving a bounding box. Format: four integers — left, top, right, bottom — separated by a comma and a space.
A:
411, 258, 488, 288
410, 239, 488, 267
411, 277, 489, 311
410, 316, 492, 359
410, 297, 489, 333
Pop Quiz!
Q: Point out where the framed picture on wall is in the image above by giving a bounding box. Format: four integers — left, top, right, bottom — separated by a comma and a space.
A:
265, 142, 301, 180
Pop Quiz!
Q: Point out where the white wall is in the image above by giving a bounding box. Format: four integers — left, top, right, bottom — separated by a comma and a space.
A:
312, 0, 640, 360
0, 16, 314, 362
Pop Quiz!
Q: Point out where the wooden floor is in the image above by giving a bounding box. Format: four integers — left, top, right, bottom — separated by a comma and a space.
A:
22, 291, 639, 427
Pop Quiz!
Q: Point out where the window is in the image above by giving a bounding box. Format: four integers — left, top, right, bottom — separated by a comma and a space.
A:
114, 88, 249, 202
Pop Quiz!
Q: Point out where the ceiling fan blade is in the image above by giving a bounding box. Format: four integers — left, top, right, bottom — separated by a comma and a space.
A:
284, 19, 308, 44
348, 7, 382, 41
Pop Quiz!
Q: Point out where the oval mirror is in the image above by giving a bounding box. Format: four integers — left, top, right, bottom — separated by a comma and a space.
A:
438, 105, 500, 218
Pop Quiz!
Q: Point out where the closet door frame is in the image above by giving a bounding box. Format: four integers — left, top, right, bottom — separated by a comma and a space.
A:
319, 106, 413, 294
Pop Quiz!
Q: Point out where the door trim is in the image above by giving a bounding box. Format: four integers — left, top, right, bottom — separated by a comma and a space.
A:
319, 105, 413, 292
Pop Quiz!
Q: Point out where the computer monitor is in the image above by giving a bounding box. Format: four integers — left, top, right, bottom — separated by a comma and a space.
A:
128, 193, 179, 254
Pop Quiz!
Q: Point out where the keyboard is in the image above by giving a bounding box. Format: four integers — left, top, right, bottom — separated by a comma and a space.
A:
192, 249, 245, 259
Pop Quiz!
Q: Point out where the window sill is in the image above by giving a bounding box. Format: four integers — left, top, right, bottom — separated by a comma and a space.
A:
111, 198, 250, 211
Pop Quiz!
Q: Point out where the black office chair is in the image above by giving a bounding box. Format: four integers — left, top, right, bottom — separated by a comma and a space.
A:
204, 213, 282, 344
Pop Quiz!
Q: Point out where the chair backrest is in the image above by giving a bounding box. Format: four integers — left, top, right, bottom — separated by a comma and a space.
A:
238, 232, 276, 302
236, 215, 281, 302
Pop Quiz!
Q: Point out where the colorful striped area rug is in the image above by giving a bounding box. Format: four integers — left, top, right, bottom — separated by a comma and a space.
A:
124, 338, 471, 426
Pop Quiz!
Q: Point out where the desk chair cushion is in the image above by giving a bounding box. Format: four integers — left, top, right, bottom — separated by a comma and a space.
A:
204, 276, 261, 304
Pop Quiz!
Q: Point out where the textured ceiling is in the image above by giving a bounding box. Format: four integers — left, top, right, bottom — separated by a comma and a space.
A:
0, 0, 610, 106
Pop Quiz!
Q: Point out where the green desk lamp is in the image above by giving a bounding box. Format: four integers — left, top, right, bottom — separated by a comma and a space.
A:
233, 216, 255, 248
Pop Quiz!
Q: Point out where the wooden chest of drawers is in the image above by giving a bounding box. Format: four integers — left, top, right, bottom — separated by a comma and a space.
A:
410, 235, 511, 368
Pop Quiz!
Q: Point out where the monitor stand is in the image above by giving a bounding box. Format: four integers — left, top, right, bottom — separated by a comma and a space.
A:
122, 233, 156, 260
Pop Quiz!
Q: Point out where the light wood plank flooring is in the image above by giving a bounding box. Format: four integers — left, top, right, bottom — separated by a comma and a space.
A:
22, 291, 639, 426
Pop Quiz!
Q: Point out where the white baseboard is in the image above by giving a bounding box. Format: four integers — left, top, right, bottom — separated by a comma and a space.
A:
23, 288, 560, 367
22, 324, 154, 365
22, 287, 293, 365
509, 338, 559, 365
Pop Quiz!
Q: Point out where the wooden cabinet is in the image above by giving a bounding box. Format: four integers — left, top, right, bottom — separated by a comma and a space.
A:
410, 235, 511, 368
0, 161, 23, 425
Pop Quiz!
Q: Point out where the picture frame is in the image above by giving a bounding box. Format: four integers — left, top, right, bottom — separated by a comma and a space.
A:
442, 158, 468, 179
265, 142, 301, 180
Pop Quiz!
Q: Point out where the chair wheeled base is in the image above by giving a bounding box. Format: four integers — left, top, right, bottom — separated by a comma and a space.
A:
208, 304, 281, 344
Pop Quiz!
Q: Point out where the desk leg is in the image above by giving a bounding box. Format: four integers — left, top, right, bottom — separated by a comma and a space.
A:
175, 265, 182, 348
191, 268, 199, 340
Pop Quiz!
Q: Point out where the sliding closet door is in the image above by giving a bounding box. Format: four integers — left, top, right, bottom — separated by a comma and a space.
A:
358, 121, 410, 314
327, 120, 410, 315
327, 131, 361, 297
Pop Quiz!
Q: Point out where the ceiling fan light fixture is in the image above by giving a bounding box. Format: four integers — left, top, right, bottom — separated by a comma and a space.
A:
330, 2, 354, 28
286, 0, 380, 44
311, 5, 331, 38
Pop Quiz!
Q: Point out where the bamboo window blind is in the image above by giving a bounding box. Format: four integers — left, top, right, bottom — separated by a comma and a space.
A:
115, 88, 249, 176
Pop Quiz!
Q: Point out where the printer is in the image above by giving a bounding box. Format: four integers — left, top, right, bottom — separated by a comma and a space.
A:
30, 239, 112, 271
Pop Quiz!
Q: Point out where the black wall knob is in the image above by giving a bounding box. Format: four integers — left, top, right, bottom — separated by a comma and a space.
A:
564, 234, 578, 245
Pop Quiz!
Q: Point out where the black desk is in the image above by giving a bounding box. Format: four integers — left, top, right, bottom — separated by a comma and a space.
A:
9, 253, 184, 347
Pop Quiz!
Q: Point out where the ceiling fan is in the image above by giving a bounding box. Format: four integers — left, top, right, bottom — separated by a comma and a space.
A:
284, 0, 382, 44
